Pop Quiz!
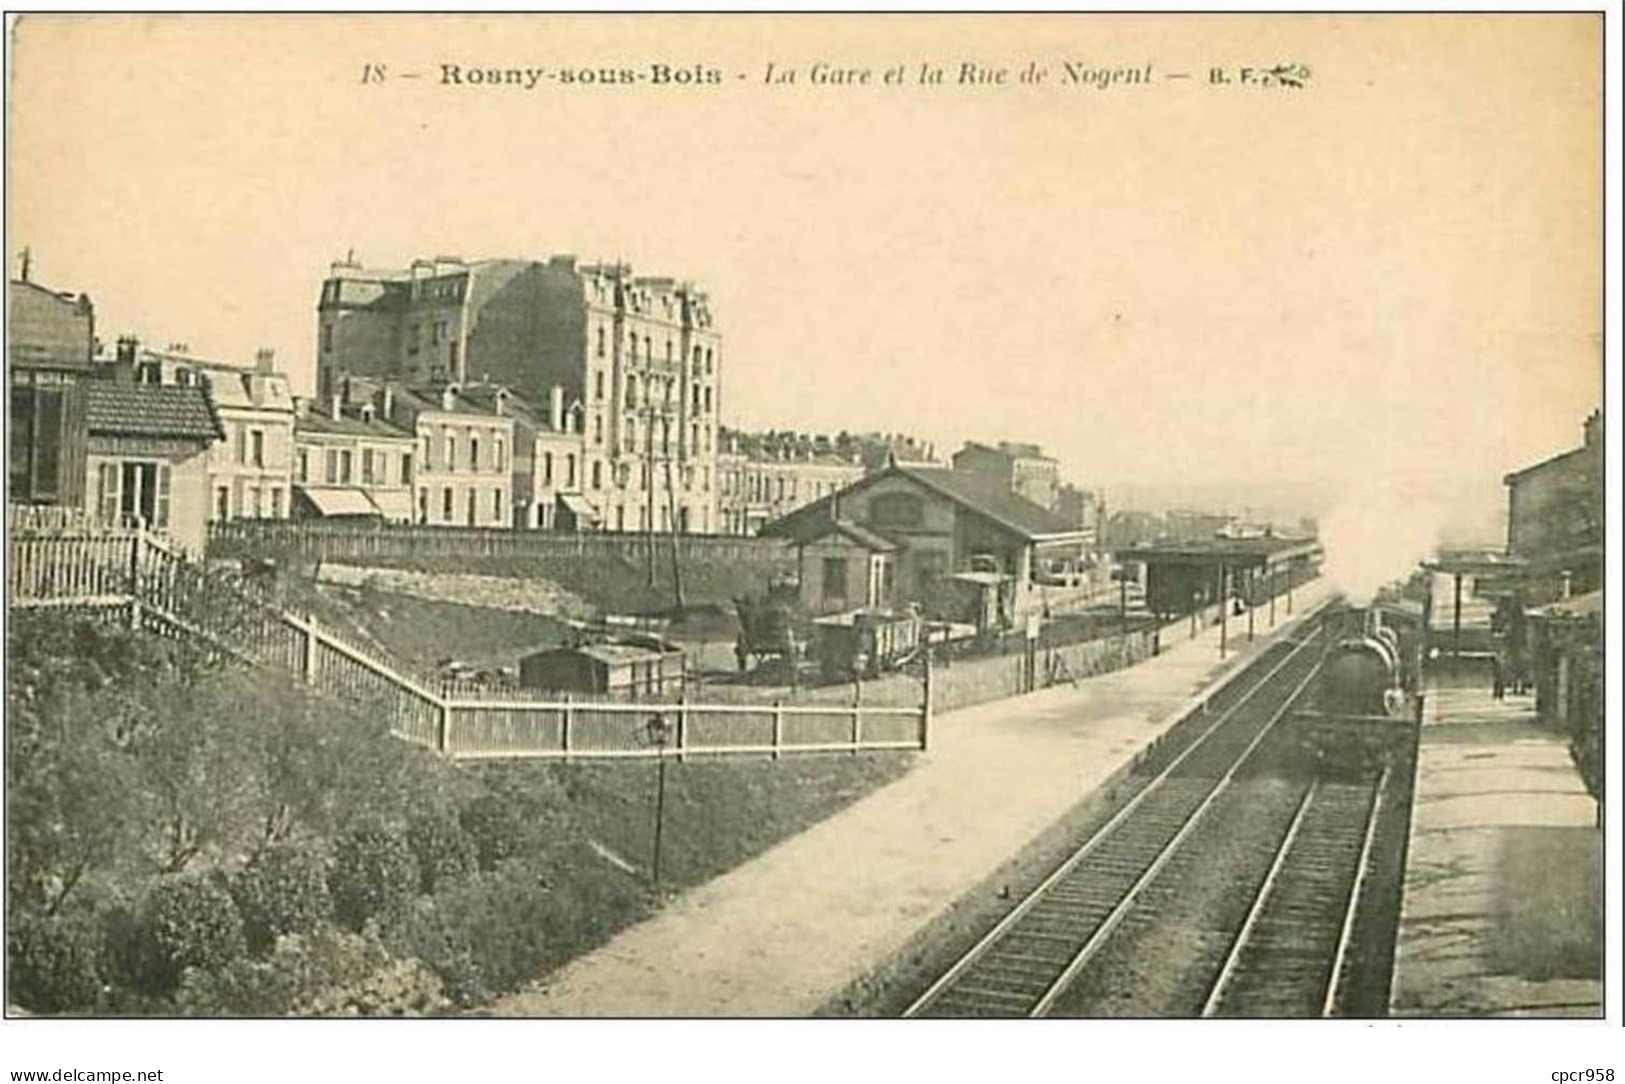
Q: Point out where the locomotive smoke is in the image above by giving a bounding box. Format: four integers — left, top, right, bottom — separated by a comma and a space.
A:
1318, 480, 1443, 606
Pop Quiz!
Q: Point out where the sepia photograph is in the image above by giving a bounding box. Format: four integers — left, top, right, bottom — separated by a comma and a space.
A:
2, 8, 1617, 1081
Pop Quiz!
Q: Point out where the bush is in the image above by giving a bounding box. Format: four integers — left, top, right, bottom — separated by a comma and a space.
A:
144, 874, 246, 991
174, 923, 445, 1017
232, 846, 332, 953
7, 908, 106, 1014
406, 807, 477, 893
383, 861, 558, 1007
457, 793, 528, 871
328, 822, 418, 931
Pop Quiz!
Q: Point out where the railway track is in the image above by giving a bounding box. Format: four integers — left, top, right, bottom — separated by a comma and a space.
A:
1202, 767, 1390, 1018
905, 616, 1329, 1019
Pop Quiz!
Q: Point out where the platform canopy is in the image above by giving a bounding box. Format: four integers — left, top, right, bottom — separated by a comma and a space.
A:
1420, 548, 1529, 577
1114, 536, 1323, 571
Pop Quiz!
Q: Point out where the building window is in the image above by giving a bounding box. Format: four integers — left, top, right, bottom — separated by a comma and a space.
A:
704, 387, 712, 413
594, 372, 605, 400
362, 448, 375, 484
665, 338, 672, 362
402, 452, 413, 486
442, 487, 453, 520
408, 324, 421, 355
466, 489, 476, 526
643, 336, 652, 362
270, 487, 282, 518
593, 415, 603, 445
492, 488, 503, 520
322, 323, 334, 353
596, 326, 606, 357
626, 375, 638, 408
566, 454, 577, 488
495, 438, 505, 471
296, 449, 308, 483
449, 341, 459, 370
216, 486, 230, 521
543, 451, 554, 486
325, 449, 339, 484
471, 437, 480, 471
592, 461, 603, 490
339, 450, 353, 484
251, 486, 263, 518
693, 344, 702, 367
236, 424, 247, 465
446, 435, 457, 471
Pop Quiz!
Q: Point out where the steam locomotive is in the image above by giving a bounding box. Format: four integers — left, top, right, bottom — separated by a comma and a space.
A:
1316, 603, 1419, 717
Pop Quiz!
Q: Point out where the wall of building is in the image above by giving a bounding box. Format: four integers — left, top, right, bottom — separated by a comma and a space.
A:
84, 442, 212, 556
8, 282, 93, 369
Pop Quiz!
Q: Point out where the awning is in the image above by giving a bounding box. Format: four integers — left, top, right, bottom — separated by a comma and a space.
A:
368, 489, 415, 522
295, 485, 380, 518
557, 492, 600, 523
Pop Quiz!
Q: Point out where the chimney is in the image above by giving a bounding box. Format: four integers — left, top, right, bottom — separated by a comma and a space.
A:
330, 392, 343, 421
254, 348, 275, 374
116, 335, 138, 367
494, 388, 507, 416
441, 384, 457, 412
549, 385, 564, 431
381, 383, 395, 420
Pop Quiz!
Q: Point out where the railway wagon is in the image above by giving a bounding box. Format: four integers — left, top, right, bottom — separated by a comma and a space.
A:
812, 607, 924, 681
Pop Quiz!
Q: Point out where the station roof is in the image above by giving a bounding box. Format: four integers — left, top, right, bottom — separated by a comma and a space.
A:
1114, 536, 1323, 568
1421, 549, 1529, 576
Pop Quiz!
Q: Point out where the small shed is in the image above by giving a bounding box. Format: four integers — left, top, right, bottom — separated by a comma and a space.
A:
518, 636, 686, 700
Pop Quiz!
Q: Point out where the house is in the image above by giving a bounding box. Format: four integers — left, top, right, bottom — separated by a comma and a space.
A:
1503, 410, 1603, 600
774, 517, 899, 616
139, 346, 297, 521
291, 392, 418, 522
527, 385, 594, 530
759, 463, 1091, 620
9, 277, 97, 507
82, 378, 223, 555
375, 380, 517, 528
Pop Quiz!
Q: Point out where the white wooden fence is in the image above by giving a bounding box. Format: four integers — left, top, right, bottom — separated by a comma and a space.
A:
8, 516, 931, 761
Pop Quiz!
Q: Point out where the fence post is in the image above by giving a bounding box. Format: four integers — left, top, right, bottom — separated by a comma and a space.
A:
921, 651, 934, 752
301, 616, 320, 685
851, 682, 862, 755
677, 693, 688, 763
436, 697, 451, 754
772, 699, 784, 761
562, 694, 574, 759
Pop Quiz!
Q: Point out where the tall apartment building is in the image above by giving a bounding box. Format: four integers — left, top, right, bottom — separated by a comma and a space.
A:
316, 254, 721, 534
951, 441, 1061, 513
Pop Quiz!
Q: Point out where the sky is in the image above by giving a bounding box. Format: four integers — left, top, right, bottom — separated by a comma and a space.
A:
7, 14, 1604, 559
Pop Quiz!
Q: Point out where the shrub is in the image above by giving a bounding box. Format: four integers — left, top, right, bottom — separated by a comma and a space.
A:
328, 822, 418, 931
173, 924, 443, 1016
406, 807, 477, 893
457, 793, 528, 871
383, 860, 558, 1007
232, 845, 332, 953
144, 874, 246, 991
7, 908, 106, 1014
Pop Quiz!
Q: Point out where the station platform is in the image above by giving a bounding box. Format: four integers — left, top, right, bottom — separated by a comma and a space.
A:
1389, 683, 1601, 1017
489, 579, 1332, 1017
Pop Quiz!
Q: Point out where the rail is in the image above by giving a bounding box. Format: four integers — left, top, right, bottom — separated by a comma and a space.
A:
904, 610, 1329, 1018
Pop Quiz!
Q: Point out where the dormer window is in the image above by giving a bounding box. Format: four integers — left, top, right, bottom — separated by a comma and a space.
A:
360, 404, 375, 423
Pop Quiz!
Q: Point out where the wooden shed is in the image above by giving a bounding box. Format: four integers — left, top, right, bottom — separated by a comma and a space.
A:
518, 636, 686, 700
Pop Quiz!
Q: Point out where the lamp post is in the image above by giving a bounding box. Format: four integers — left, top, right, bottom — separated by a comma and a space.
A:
643, 712, 672, 887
